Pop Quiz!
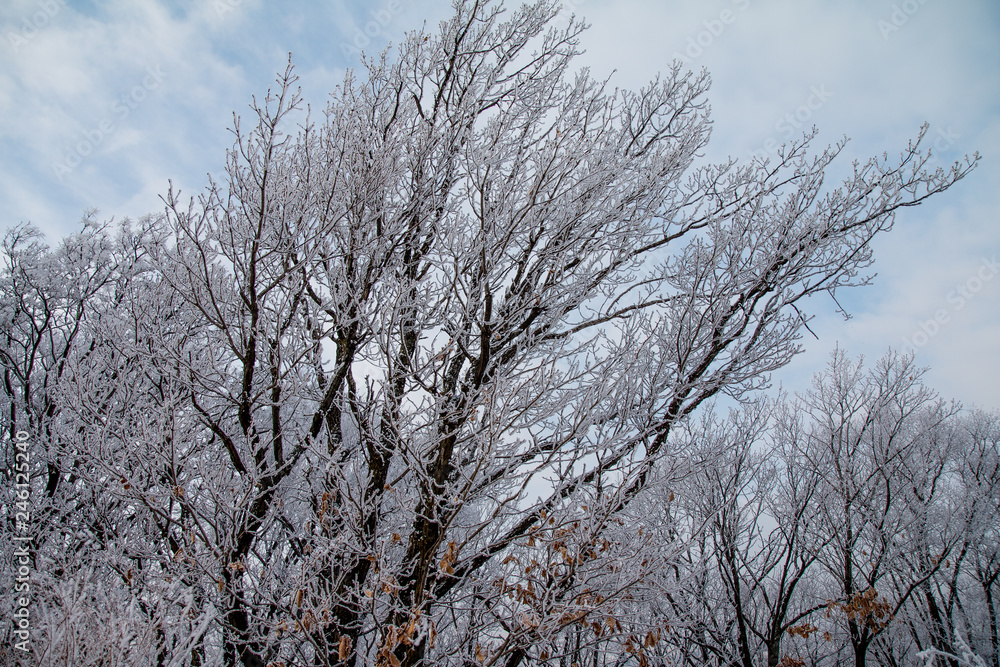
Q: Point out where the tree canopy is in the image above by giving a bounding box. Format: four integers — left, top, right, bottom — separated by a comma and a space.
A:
0, 1, 987, 666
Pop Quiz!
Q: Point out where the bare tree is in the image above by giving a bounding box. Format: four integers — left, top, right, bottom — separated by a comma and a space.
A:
792, 350, 965, 667
961, 411, 1000, 667
715, 399, 831, 667
2, 1, 979, 665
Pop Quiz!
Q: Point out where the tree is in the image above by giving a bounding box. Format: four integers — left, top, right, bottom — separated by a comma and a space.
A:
622, 351, 996, 667
792, 350, 965, 667
1, 1, 978, 665
711, 399, 831, 667
960, 410, 1000, 667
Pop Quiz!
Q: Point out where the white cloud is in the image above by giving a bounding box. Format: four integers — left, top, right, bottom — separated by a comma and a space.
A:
1, 0, 997, 407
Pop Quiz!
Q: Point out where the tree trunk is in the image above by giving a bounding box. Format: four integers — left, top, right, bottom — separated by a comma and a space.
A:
985, 576, 1000, 667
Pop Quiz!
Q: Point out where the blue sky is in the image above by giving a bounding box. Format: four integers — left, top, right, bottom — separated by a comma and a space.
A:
2, 0, 998, 409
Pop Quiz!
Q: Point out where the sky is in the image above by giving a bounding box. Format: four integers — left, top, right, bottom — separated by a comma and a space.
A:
1, 0, 998, 410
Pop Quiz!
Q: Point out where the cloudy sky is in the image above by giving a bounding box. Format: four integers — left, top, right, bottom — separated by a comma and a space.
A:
2, 0, 998, 409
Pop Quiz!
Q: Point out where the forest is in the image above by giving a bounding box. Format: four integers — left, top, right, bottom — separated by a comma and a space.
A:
1, 1, 992, 665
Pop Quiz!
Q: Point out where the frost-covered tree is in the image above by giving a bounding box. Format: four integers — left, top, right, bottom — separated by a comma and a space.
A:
789, 350, 965, 667
956, 410, 1000, 667
619, 352, 997, 667
1, 1, 979, 665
